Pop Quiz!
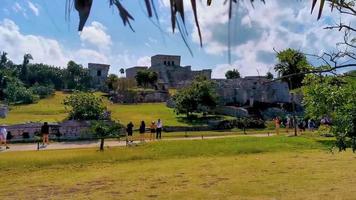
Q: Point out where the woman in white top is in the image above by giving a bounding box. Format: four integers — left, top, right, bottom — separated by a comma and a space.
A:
0, 125, 9, 149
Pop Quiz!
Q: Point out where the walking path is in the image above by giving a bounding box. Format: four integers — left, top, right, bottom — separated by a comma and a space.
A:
0, 133, 274, 153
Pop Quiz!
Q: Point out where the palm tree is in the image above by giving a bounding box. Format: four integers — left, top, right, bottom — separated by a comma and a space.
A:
20, 54, 33, 85
119, 68, 125, 76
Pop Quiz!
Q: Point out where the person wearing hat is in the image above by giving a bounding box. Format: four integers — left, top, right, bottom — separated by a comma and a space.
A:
0, 125, 9, 150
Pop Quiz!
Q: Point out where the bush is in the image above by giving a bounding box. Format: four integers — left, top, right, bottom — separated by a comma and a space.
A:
30, 83, 55, 98
63, 92, 106, 120
4, 80, 38, 104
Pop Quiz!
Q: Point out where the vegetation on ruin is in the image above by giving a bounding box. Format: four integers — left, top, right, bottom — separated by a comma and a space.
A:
173, 76, 218, 117
225, 69, 241, 79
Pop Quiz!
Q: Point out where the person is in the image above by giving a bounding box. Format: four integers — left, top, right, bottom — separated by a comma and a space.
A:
41, 122, 50, 147
308, 119, 314, 131
156, 119, 162, 139
286, 115, 291, 133
0, 125, 9, 150
149, 121, 156, 141
139, 121, 146, 142
126, 122, 134, 143
274, 117, 280, 136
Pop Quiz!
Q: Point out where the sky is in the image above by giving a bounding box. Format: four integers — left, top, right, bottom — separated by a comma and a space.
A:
0, 0, 355, 77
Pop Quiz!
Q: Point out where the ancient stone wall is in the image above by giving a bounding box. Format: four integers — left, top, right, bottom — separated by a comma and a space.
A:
125, 66, 148, 79
88, 63, 110, 89
214, 76, 290, 106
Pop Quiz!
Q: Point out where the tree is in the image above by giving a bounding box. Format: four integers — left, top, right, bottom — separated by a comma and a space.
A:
274, 48, 312, 89
119, 68, 125, 75
63, 92, 106, 120
4, 78, 38, 104
303, 74, 356, 151
106, 74, 119, 90
90, 121, 124, 151
266, 72, 274, 80
135, 70, 158, 88
173, 75, 218, 117
19, 53, 33, 85
64, 61, 92, 90
225, 69, 241, 79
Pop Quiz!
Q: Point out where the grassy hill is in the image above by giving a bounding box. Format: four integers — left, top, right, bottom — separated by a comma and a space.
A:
0, 92, 206, 126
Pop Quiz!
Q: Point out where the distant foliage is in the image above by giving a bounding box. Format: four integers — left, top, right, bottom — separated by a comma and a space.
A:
63, 92, 106, 120
225, 69, 241, 79
275, 48, 312, 89
4, 79, 39, 104
30, 83, 55, 99
135, 70, 158, 88
106, 74, 119, 90
266, 72, 274, 80
64, 61, 92, 91
173, 75, 218, 117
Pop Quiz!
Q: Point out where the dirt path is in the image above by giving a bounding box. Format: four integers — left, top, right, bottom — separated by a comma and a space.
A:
0, 133, 274, 153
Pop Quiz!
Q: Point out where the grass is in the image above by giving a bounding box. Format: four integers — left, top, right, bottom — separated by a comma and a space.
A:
0, 91, 216, 126
1, 136, 356, 199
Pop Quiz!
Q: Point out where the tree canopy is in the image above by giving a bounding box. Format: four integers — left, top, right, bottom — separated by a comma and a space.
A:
173, 75, 218, 117
225, 69, 241, 79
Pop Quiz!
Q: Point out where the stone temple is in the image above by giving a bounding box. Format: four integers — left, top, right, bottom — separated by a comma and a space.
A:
126, 55, 212, 88
88, 63, 110, 89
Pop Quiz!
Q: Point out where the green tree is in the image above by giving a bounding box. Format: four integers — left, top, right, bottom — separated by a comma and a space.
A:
90, 121, 124, 151
64, 61, 92, 90
135, 70, 158, 88
106, 74, 119, 90
173, 75, 218, 117
274, 48, 312, 89
225, 69, 241, 79
303, 74, 356, 151
266, 72, 274, 80
63, 92, 106, 120
4, 78, 38, 104
19, 53, 33, 85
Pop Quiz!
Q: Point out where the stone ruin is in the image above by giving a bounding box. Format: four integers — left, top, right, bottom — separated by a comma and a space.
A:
214, 76, 291, 106
88, 63, 110, 90
4, 121, 92, 141
126, 55, 212, 89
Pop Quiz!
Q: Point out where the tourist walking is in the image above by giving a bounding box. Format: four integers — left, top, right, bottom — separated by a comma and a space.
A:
0, 125, 9, 150
286, 115, 291, 133
139, 121, 146, 142
41, 122, 50, 147
274, 117, 280, 136
156, 119, 162, 139
150, 121, 156, 141
126, 122, 134, 143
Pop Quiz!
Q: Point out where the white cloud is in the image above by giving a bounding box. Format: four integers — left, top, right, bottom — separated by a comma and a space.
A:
28, 1, 40, 16
0, 19, 149, 75
160, 0, 355, 77
80, 22, 112, 51
136, 56, 151, 66
12, 2, 27, 18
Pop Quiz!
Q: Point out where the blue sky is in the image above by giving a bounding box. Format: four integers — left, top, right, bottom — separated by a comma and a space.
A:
0, 0, 355, 77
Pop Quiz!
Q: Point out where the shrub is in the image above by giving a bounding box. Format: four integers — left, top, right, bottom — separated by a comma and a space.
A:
30, 83, 55, 98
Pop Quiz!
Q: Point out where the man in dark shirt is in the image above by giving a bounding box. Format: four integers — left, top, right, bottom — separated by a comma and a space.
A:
126, 122, 134, 143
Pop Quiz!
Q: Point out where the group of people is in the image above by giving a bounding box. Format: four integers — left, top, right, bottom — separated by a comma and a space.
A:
274, 115, 318, 135
0, 122, 50, 150
126, 119, 163, 143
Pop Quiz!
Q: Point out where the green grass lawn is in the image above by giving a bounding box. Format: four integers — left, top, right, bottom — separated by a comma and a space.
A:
2, 136, 356, 199
0, 92, 204, 126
